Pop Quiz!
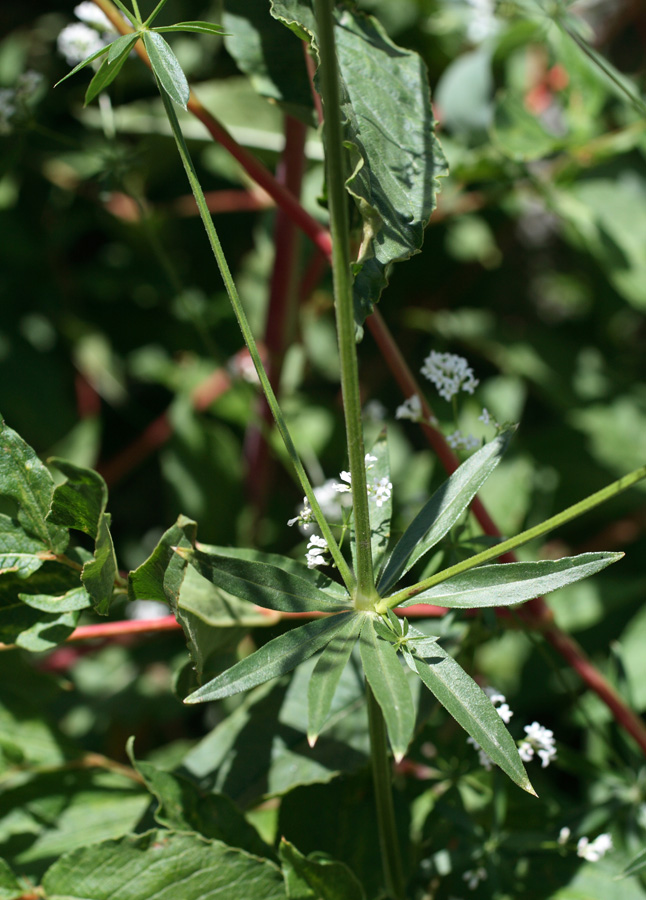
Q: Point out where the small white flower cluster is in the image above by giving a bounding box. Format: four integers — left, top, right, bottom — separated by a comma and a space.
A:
446, 430, 480, 452
333, 453, 392, 508
518, 721, 557, 768
57, 2, 121, 67
421, 351, 479, 402
462, 866, 487, 890
305, 534, 329, 569
558, 828, 613, 863
287, 497, 315, 531
395, 394, 423, 422
465, 0, 500, 44
467, 687, 513, 771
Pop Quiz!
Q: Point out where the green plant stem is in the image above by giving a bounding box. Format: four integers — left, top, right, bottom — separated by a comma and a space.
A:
155, 82, 354, 592
380, 462, 646, 611
366, 684, 406, 900
313, 0, 374, 601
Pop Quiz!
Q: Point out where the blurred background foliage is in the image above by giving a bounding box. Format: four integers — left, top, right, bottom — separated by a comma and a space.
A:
2, 0, 646, 896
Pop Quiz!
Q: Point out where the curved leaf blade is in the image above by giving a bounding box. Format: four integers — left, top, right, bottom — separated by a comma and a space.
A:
308, 614, 362, 746
359, 617, 415, 763
107, 31, 140, 63
379, 430, 512, 594
53, 43, 113, 88
143, 30, 190, 109
48, 458, 107, 539
280, 838, 366, 900
0, 513, 49, 578
154, 21, 229, 36
185, 612, 357, 703
184, 546, 352, 613
403, 551, 624, 608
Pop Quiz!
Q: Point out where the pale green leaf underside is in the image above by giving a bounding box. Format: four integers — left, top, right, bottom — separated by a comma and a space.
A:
379, 430, 512, 594
143, 30, 190, 109
359, 617, 415, 763
403, 551, 623, 608
308, 613, 362, 744
185, 612, 358, 703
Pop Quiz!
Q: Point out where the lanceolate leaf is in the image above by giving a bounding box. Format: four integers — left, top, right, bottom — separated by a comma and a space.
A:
154, 21, 229, 36
359, 617, 415, 763
183, 546, 352, 613
404, 632, 534, 794
308, 614, 362, 745
53, 43, 113, 88
280, 839, 366, 900
84, 45, 131, 105
143, 31, 190, 109
367, 431, 392, 578
402, 552, 624, 608
0, 416, 68, 553
107, 31, 140, 64
379, 430, 512, 594
185, 612, 357, 703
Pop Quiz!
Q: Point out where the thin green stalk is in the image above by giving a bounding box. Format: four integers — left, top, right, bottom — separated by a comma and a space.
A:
155, 82, 355, 592
313, 0, 375, 601
366, 684, 406, 900
379, 462, 646, 611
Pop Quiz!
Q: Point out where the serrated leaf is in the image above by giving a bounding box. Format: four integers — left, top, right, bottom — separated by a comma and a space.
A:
185, 612, 356, 703
108, 31, 140, 63
359, 618, 415, 763
0, 416, 68, 553
126, 738, 273, 859
308, 614, 362, 745
0, 513, 49, 578
84, 44, 131, 106
280, 838, 366, 900
154, 21, 229, 36
404, 631, 534, 794
41, 831, 286, 900
184, 545, 352, 613
378, 430, 512, 595
271, 1, 448, 327
403, 552, 624, 608
143, 30, 190, 109
53, 43, 113, 88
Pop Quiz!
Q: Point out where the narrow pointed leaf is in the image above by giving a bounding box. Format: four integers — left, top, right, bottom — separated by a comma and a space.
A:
367, 431, 392, 577
0, 514, 49, 577
379, 430, 512, 594
143, 31, 190, 109
184, 546, 352, 613
53, 45, 113, 88
185, 612, 355, 703
280, 839, 366, 900
85, 51, 130, 105
359, 618, 415, 763
154, 21, 229, 36
402, 551, 624, 608
404, 634, 534, 794
108, 31, 140, 63
308, 614, 362, 745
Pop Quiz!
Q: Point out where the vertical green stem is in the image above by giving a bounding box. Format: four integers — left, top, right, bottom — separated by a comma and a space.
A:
313, 0, 374, 599
155, 83, 355, 592
367, 684, 406, 900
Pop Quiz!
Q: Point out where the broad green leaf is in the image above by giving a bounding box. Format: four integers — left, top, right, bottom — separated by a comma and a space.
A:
621, 847, 646, 879
183, 545, 352, 613
0, 416, 68, 552
84, 45, 131, 105
185, 612, 356, 703
403, 633, 534, 794
0, 514, 49, 578
280, 839, 366, 900
402, 552, 623, 608
307, 614, 362, 746
379, 430, 512, 594
359, 618, 415, 763
41, 831, 286, 900
53, 43, 113, 88
367, 431, 392, 578
223, 0, 315, 123
107, 31, 140, 64
48, 458, 107, 539
128, 514, 196, 608
0, 858, 22, 899
14, 609, 80, 652
127, 738, 273, 859
19, 585, 91, 613
143, 31, 190, 109
271, 1, 448, 328
154, 21, 229, 36
80, 512, 118, 616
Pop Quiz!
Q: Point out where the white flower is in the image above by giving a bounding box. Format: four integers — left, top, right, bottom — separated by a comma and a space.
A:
518, 721, 557, 768
369, 476, 392, 508
462, 867, 487, 890
446, 430, 480, 452
395, 394, 423, 422
465, 0, 500, 43
558, 827, 571, 845
333, 454, 379, 496
577, 833, 612, 862
73, 1, 116, 32
478, 407, 492, 425
363, 399, 387, 422
288, 497, 315, 531
420, 351, 479, 402
315, 479, 350, 519
57, 22, 107, 65
305, 534, 329, 569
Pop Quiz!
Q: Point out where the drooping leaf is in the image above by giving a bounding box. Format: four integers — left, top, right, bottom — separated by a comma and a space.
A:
379, 430, 512, 594
41, 831, 286, 900
359, 617, 415, 763
403, 632, 534, 794
307, 613, 362, 746
185, 612, 358, 703
143, 31, 190, 109
182, 545, 352, 613
0, 416, 68, 553
84, 44, 132, 105
0, 514, 50, 578
126, 738, 273, 859
402, 551, 624, 608
280, 839, 366, 900
271, 1, 448, 328
154, 21, 229, 36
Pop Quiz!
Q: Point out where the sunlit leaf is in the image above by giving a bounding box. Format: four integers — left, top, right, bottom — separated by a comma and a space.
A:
308, 613, 362, 745
143, 31, 190, 109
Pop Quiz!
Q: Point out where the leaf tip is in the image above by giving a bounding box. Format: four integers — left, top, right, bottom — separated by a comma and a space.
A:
307, 732, 318, 749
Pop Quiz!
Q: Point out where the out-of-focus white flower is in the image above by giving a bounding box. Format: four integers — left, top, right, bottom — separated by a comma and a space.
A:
305, 534, 329, 568
518, 721, 557, 768
288, 497, 315, 531
446, 430, 480, 452
57, 22, 107, 66
465, 0, 500, 43
421, 351, 479, 401
395, 394, 423, 422
558, 826, 571, 845
73, 1, 115, 32
478, 407, 491, 425
577, 833, 612, 862
462, 867, 487, 890
363, 399, 387, 422
333, 453, 378, 495
315, 479, 350, 519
